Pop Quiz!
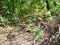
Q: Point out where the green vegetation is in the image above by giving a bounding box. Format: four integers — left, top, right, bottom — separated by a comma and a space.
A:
0, 0, 60, 25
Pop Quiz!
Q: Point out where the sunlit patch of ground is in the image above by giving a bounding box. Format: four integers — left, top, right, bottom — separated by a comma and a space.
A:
0, 23, 43, 45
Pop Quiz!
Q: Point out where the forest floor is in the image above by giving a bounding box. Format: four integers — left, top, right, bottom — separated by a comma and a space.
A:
0, 23, 41, 45
0, 21, 60, 45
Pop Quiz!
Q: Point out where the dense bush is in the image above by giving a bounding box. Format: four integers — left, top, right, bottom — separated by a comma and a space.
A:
0, 0, 60, 24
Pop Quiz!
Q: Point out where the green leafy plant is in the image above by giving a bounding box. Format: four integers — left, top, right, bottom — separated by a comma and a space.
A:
1, 0, 60, 25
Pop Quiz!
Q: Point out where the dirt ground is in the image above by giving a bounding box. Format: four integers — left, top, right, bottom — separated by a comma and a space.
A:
0, 24, 41, 45
0, 23, 60, 45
